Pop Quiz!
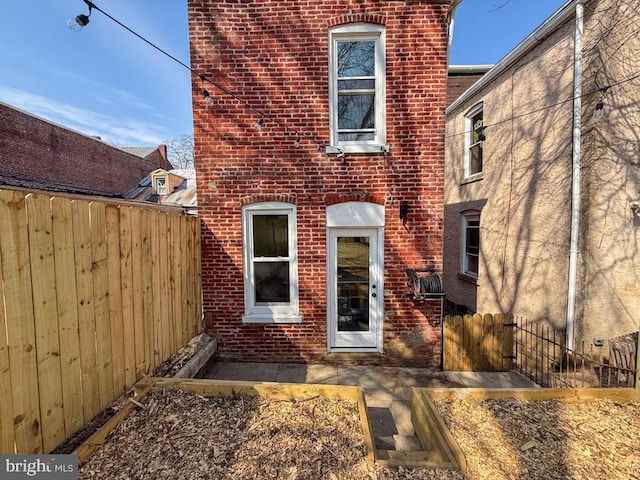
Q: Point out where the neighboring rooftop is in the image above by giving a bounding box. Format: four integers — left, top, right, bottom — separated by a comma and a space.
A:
120, 146, 164, 158
447, 0, 575, 114
125, 168, 198, 214
447, 65, 493, 107
0, 101, 173, 197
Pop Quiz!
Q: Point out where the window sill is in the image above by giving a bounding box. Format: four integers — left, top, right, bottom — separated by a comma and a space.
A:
242, 314, 303, 324
326, 144, 390, 155
461, 173, 483, 185
457, 273, 478, 285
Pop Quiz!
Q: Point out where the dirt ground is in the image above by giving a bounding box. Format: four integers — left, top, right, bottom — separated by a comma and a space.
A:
77, 388, 640, 480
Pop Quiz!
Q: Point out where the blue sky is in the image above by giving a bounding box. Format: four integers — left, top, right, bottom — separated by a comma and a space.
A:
0, 1, 567, 147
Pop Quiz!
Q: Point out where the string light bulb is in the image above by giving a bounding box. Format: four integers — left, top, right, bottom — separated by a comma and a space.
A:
68, 14, 90, 31
294, 136, 301, 147
202, 88, 214, 107
68, 0, 93, 31
255, 117, 264, 129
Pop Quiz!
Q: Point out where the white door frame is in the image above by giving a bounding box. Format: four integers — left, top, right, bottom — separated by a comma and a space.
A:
326, 202, 384, 352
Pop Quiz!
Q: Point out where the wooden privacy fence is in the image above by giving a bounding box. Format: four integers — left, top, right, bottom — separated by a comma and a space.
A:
442, 314, 515, 371
0, 189, 202, 454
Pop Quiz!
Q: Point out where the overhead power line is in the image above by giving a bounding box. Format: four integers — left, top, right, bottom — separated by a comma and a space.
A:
445, 69, 640, 139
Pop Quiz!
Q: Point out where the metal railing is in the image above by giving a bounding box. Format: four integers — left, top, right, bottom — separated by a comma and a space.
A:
514, 317, 636, 388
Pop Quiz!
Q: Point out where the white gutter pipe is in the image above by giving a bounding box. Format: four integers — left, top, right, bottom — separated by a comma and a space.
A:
446, 0, 463, 67
448, 65, 493, 74
566, 0, 584, 350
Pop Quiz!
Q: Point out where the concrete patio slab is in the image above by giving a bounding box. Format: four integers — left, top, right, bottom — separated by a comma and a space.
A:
196, 360, 539, 455
275, 363, 339, 384
445, 371, 539, 389
203, 361, 280, 382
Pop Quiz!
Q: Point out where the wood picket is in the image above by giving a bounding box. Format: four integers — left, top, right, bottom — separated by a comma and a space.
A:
0, 189, 202, 453
443, 313, 515, 371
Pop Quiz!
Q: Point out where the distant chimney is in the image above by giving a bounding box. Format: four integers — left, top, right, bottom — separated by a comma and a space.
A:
159, 144, 168, 164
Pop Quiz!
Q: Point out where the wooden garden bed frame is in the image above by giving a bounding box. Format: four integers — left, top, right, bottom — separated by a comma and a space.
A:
74, 377, 376, 466
74, 378, 636, 472
413, 387, 637, 472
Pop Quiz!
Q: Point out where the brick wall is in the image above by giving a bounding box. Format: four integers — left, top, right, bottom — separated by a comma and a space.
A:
190, 0, 449, 366
0, 103, 171, 196
447, 72, 487, 107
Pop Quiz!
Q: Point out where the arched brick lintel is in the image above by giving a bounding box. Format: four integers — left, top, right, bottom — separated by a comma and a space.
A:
324, 191, 385, 206
327, 14, 386, 28
240, 193, 297, 206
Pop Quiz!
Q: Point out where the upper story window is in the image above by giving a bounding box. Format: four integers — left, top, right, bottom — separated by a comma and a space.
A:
242, 202, 301, 324
464, 103, 484, 177
328, 24, 387, 154
155, 176, 168, 196
461, 212, 480, 278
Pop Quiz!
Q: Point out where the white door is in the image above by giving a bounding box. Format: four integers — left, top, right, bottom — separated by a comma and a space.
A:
328, 228, 383, 351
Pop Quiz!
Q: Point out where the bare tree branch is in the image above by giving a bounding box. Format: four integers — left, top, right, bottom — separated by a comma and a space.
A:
165, 134, 195, 169
490, 0, 513, 12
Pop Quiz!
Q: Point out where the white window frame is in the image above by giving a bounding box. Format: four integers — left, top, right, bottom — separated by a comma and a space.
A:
155, 176, 168, 196
328, 23, 387, 154
464, 103, 484, 178
242, 202, 301, 323
461, 212, 480, 278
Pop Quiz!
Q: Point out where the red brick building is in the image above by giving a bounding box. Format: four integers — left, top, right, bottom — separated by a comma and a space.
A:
0, 102, 171, 197
189, 0, 456, 366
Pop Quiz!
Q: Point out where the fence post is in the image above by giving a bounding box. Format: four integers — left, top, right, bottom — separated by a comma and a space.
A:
502, 313, 515, 371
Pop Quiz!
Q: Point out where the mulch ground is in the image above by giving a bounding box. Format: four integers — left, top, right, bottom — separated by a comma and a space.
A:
76, 388, 640, 480
79, 388, 375, 480
431, 396, 640, 480
62, 338, 640, 480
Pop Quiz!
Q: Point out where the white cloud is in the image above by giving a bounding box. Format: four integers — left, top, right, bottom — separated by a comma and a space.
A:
0, 86, 168, 146
50, 70, 158, 112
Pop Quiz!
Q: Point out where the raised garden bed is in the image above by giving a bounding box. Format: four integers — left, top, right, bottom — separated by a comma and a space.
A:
77, 378, 377, 479
72, 377, 640, 479
418, 387, 640, 480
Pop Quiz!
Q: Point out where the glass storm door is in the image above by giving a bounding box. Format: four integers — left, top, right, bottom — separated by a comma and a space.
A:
328, 228, 382, 350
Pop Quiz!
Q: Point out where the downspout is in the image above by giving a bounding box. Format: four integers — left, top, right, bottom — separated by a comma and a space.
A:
446, 0, 462, 67
441, 0, 462, 370
566, 0, 583, 350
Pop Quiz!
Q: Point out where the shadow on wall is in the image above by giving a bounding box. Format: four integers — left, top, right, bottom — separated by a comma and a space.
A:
442, 199, 487, 314
200, 221, 306, 363
191, 1, 449, 365
444, 22, 576, 329
442, 0, 640, 344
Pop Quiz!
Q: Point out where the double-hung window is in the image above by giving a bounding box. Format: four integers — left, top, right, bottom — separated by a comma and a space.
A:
329, 24, 387, 153
464, 103, 484, 177
242, 203, 301, 323
462, 212, 480, 277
